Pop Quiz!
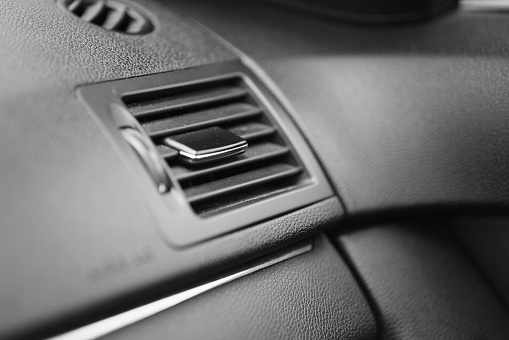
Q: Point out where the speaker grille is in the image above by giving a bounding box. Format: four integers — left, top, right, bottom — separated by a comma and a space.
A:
58, 0, 154, 34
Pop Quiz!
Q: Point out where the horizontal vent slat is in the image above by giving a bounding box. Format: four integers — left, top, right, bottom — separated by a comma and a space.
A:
185, 163, 302, 204
173, 142, 289, 181
227, 122, 276, 141
155, 144, 179, 161
127, 85, 248, 118
142, 103, 261, 138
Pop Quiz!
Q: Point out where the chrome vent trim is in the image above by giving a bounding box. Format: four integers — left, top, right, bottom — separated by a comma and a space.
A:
46, 241, 313, 340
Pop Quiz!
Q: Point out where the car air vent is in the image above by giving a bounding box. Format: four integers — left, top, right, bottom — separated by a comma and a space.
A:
122, 77, 306, 216
78, 62, 333, 245
57, 0, 154, 34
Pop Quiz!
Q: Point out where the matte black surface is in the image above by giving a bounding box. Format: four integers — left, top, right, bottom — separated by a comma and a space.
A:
0, 1, 339, 337
269, 0, 459, 23
103, 235, 377, 340
171, 0, 509, 218
184, 162, 301, 203
1, 195, 343, 339
336, 223, 509, 339
452, 217, 509, 308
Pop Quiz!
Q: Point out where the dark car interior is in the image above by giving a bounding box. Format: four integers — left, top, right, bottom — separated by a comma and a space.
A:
3, 0, 509, 339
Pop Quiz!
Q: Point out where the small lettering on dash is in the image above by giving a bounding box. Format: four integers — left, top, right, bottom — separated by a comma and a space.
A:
88, 248, 154, 283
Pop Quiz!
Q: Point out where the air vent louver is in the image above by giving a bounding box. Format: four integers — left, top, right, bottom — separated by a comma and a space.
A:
78, 63, 333, 244
122, 77, 307, 215
58, 0, 154, 34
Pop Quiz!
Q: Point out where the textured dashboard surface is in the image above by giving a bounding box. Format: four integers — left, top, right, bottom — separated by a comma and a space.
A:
0, 1, 344, 338
0, 1, 236, 83
171, 0, 509, 217
336, 223, 509, 339
104, 235, 377, 340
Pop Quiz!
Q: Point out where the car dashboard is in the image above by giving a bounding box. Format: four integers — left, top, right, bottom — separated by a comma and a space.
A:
2, 0, 509, 339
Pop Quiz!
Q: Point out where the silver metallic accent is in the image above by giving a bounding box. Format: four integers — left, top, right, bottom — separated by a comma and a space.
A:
178, 144, 247, 162
46, 241, 313, 340
120, 128, 171, 193
164, 126, 248, 165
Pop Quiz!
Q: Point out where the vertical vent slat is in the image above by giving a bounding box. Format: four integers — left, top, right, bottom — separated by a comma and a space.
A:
59, 0, 153, 34
102, 4, 129, 31
125, 9, 151, 34
68, 0, 86, 14
81, 1, 108, 24
122, 75, 308, 216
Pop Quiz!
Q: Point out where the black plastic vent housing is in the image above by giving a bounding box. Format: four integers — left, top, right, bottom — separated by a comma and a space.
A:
58, 0, 154, 34
77, 62, 333, 246
123, 77, 306, 216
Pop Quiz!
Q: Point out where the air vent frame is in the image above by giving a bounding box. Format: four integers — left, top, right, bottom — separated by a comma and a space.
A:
77, 61, 334, 246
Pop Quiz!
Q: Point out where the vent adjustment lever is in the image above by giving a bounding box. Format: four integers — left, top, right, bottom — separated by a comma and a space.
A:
164, 127, 248, 165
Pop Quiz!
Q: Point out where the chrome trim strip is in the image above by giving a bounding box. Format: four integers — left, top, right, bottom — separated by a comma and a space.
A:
47, 242, 313, 340
179, 143, 247, 161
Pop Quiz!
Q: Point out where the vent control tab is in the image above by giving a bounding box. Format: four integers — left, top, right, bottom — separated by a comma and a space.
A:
164, 127, 248, 165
